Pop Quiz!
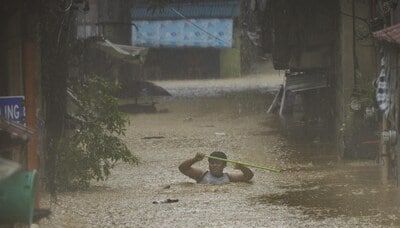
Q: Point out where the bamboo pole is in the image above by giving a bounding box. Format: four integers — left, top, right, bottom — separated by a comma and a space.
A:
206, 155, 281, 173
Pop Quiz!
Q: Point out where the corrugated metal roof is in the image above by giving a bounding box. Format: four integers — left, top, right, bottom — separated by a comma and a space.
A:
131, 1, 240, 20
373, 23, 400, 45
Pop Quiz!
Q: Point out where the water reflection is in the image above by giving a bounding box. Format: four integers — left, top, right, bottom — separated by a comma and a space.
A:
253, 163, 400, 226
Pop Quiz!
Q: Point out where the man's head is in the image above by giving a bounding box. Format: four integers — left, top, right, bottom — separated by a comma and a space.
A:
208, 151, 227, 177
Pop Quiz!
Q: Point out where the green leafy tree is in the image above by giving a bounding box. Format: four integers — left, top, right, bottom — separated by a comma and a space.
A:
55, 75, 137, 190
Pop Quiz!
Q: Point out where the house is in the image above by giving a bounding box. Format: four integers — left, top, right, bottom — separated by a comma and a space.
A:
131, 0, 241, 79
75, 0, 147, 84
0, 0, 146, 219
265, 0, 400, 183
372, 5, 400, 183
0, 1, 43, 224
0, 1, 40, 176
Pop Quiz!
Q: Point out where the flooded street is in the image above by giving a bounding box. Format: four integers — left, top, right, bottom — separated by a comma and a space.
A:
40, 76, 400, 227
2, 1, 399, 227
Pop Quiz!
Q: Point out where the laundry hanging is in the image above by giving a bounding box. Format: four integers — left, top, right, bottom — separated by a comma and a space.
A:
375, 50, 391, 116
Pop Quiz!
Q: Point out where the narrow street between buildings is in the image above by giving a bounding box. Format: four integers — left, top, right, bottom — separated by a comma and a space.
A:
40, 73, 400, 227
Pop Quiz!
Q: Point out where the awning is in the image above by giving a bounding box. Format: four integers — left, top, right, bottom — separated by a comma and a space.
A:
92, 39, 148, 64
373, 23, 400, 45
285, 72, 328, 92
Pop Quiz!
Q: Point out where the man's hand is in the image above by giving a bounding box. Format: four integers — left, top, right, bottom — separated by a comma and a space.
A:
230, 163, 254, 182
234, 163, 246, 170
193, 153, 205, 162
179, 153, 206, 180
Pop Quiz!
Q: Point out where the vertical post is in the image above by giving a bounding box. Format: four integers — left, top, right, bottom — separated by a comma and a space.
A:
352, 0, 356, 87
395, 50, 400, 186
23, 41, 39, 171
22, 2, 41, 206
23, 40, 40, 208
337, 0, 355, 159
381, 118, 389, 184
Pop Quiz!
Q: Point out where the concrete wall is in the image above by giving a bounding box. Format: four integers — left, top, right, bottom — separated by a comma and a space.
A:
220, 48, 241, 78
76, 0, 132, 44
99, 0, 132, 45
220, 29, 241, 78
142, 48, 220, 79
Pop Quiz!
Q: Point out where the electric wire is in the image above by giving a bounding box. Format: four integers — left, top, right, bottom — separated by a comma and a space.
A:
150, 0, 232, 46
167, 6, 230, 46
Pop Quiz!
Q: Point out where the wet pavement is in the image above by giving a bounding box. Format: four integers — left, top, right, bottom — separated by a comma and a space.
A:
40, 76, 400, 227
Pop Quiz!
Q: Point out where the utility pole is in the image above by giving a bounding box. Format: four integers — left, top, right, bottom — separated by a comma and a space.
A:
22, 1, 41, 206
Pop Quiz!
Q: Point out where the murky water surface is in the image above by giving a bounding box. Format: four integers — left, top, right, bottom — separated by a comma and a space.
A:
40, 89, 400, 227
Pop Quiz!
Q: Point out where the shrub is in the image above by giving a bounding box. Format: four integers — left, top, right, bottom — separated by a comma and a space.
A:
55, 75, 137, 190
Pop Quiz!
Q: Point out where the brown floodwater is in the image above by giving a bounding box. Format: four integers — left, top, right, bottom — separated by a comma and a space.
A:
40, 88, 400, 227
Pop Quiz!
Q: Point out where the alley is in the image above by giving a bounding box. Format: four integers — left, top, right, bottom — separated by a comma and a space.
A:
38, 73, 400, 227
3, 1, 400, 227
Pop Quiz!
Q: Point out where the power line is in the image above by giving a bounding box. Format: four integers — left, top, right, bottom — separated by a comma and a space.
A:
166, 6, 231, 46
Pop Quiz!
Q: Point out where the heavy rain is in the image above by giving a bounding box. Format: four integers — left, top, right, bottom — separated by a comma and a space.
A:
38, 67, 400, 227
2, 0, 400, 228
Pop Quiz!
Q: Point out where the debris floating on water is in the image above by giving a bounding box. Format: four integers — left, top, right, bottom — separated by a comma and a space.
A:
152, 199, 179, 204
141, 136, 165, 139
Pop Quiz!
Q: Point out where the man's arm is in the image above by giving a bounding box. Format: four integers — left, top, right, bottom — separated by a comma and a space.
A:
178, 153, 205, 180
228, 163, 254, 182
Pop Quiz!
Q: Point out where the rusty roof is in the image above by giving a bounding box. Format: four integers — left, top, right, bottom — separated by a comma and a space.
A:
373, 23, 400, 44
131, 0, 240, 20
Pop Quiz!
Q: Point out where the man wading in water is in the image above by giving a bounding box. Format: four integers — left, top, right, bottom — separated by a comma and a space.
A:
179, 151, 254, 184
